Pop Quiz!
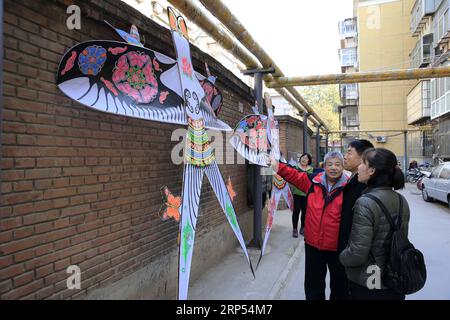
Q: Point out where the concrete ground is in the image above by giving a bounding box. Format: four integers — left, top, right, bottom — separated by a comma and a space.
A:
188, 208, 303, 300
188, 183, 450, 300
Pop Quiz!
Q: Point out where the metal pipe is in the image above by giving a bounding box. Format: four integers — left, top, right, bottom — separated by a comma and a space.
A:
0, 0, 3, 168
253, 72, 263, 248
266, 66, 450, 87
404, 131, 408, 177
316, 125, 321, 167
192, 0, 327, 131
303, 113, 310, 154
327, 128, 421, 134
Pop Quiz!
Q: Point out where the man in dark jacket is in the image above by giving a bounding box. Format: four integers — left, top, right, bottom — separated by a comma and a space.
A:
338, 140, 374, 252
337, 140, 374, 297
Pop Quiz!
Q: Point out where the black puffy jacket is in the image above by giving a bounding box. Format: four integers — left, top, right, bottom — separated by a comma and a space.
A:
339, 187, 410, 289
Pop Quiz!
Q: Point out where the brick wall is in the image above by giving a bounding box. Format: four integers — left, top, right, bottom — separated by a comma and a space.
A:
1, 0, 255, 299
277, 115, 315, 163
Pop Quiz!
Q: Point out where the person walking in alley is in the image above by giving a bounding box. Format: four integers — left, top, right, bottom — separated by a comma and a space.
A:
271, 151, 349, 300
290, 153, 313, 238
339, 148, 410, 300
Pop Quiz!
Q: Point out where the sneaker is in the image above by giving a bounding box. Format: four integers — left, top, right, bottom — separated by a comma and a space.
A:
299, 227, 304, 236
292, 229, 298, 238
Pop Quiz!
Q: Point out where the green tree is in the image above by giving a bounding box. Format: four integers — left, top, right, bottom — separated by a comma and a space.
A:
297, 85, 340, 131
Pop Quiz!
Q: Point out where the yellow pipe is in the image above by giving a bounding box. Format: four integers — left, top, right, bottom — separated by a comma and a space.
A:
327, 129, 421, 134
267, 67, 450, 87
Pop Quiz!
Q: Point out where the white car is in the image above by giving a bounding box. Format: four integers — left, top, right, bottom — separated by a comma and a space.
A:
422, 162, 450, 209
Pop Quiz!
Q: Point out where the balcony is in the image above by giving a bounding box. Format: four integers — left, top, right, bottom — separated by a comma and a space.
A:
340, 84, 359, 103
407, 80, 431, 124
433, 0, 450, 47
431, 75, 450, 119
410, 34, 433, 68
339, 105, 359, 130
411, 0, 437, 36
338, 18, 357, 39
339, 48, 358, 68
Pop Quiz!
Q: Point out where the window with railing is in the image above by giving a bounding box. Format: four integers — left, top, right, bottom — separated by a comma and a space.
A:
408, 129, 433, 157
340, 48, 357, 67
411, 0, 438, 34
341, 83, 358, 100
339, 18, 357, 38
411, 34, 433, 68
342, 107, 359, 127
433, 1, 450, 46
430, 68, 450, 119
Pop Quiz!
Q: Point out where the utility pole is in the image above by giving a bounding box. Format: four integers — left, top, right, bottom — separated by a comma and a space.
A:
242, 67, 275, 249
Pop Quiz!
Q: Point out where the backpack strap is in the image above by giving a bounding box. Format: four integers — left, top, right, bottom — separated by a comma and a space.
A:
364, 193, 403, 231
363, 194, 395, 231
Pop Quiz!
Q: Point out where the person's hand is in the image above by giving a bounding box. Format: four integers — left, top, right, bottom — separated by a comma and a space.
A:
269, 155, 279, 173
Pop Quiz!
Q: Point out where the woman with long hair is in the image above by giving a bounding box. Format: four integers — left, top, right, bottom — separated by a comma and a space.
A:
339, 148, 410, 300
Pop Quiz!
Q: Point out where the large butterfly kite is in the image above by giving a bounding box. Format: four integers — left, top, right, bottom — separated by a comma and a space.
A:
57, 7, 254, 300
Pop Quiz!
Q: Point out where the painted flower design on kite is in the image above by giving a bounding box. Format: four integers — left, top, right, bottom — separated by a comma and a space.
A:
112, 51, 159, 103
182, 57, 193, 79
78, 45, 107, 76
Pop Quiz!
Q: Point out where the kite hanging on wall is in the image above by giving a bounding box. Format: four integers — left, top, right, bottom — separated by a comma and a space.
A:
229, 93, 282, 167
56, 7, 254, 300
229, 93, 292, 269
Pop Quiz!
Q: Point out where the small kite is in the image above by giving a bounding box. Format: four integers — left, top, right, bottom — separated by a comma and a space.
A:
226, 177, 236, 202
159, 186, 181, 222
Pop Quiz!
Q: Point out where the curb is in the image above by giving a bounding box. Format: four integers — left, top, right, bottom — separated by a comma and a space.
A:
267, 238, 305, 299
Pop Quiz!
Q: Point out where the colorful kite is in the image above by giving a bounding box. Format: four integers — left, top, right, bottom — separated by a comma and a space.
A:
257, 173, 294, 269
229, 93, 292, 269
57, 7, 254, 300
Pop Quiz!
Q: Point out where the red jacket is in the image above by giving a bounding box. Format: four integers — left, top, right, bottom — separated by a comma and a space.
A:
278, 163, 348, 251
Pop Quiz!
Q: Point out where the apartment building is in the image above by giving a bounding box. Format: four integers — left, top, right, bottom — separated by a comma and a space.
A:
338, 17, 360, 148
405, 0, 450, 162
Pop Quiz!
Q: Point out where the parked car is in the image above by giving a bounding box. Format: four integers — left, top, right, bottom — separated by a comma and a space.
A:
421, 162, 450, 209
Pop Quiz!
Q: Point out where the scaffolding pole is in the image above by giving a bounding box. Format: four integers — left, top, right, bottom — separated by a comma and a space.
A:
266, 66, 450, 87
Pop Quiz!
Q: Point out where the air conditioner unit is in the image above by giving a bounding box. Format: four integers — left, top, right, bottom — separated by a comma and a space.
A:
376, 136, 387, 143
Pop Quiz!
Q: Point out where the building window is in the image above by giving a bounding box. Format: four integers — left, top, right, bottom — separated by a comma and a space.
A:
340, 48, 357, 67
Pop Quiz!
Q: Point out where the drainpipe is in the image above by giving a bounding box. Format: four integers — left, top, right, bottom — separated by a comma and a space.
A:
241, 67, 275, 249
404, 131, 408, 177
0, 0, 4, 169
303, 113, 310, 154
316, 125, 322, 167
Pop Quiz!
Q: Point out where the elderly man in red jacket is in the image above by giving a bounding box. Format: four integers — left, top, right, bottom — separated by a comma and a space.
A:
271, 151, 349, 300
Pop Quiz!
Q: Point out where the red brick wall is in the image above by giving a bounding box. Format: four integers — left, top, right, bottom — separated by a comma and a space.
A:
1, 0, 254, 299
